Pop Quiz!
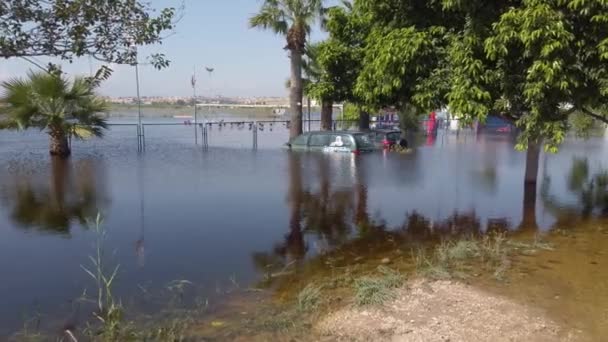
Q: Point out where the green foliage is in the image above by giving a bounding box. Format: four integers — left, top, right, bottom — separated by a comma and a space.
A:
0, 70, 108, 139
309, 3, 369, 106
398, 103, 424, 131
356, 26, 447, 111
250, 0, 325, 51
342, 102, 361, 121
319, 0, 608, 150
0, 0, 177, 68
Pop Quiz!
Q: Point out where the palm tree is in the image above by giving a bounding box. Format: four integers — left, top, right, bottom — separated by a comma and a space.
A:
250, 0, 325, 139
0, 71, 108, 157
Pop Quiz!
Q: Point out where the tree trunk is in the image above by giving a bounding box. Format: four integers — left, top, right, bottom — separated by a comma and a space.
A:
525, 142, 540, 185
321, 99, 333, 131
359, 110, 370, 131
355, 182, 369, 227
289, 49, 304, 139
49, 128, 71, 157
521, 142, 540, 230
286, 152, 305, 260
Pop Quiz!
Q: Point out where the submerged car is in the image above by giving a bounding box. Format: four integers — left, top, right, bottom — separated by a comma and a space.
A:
367, 129, 408, 149
287, 131, 376, 154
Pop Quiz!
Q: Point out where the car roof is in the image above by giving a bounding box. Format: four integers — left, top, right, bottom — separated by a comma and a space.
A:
371, 129, 401, 133
304, 131, 366, 135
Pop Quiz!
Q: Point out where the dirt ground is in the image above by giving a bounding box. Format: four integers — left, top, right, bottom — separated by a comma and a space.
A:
316, 279, 580, 342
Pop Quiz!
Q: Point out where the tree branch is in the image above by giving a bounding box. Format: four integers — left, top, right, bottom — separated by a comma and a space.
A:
19, 56, 51, 73
581, 107, 608, 124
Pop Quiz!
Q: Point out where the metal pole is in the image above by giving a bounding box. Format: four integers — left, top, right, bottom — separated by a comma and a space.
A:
307, 97, 311, 132
201, 125, 205, 149
340, 105, 344, 131
253, 122, 258, 149
193, 66, 198, 145
135, 62, 143, 151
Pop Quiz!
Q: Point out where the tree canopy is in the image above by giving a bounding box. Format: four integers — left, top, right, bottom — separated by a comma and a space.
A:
322, 0, 608, 150
0, 0, 178, 68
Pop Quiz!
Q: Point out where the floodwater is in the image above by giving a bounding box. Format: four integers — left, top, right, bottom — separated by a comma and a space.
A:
0, 117, 607, 339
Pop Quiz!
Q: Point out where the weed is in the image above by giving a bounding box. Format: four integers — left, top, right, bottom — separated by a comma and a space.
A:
354, 266, 403, 306
12, 313, 43, 342
416, 234, 512, 281
260, 311, 298, 332
166, 279, 194, 306
81, 214, 120, 316
297, 284, 323, 312
142, 317, 192, 341
508, 235, 554, 255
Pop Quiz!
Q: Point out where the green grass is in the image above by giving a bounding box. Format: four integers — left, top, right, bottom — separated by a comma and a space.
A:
297, 284, 323, 312
416, 234, 512, 281
354, 266, 404, 306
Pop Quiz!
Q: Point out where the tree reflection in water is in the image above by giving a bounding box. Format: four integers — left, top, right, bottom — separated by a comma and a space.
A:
0, 157, 107, 235
541, 157, 608, 220
253, 152, 510, 281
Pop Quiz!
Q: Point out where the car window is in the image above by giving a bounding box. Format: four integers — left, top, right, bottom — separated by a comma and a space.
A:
329, 134, 353, 147
353, 134, 373, 148
374, 133, 385, 142
309, 133, 331, 147
291, 134, 308, 146
387, 132, 401, 141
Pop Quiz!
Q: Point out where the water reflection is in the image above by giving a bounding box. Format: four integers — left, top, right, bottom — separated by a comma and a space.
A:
253, 152, 513, 279
542, 157, 608, 219
0, 158, 107, 234
1, 131, 608, 337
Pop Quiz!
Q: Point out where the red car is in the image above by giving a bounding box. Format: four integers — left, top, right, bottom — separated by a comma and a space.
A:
368, 130, 408, 149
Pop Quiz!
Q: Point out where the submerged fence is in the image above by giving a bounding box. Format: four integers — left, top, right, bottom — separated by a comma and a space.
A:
0, 117, 507, 154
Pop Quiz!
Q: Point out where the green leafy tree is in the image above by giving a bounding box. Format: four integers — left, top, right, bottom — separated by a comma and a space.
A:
250, 0, 325, 139
302, 42, 334, 130
316, 1, 371, 129
440, 0, 608, 184
335, 0, 608, 183
1, 0, 177, 69
1, 71, 108, 157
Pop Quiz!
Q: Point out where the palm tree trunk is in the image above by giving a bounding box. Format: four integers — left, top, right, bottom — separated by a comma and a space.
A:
49, 127, 71, 157
321, 99, 333, 131
287, 152, 305, 260
289, 49, 304, 139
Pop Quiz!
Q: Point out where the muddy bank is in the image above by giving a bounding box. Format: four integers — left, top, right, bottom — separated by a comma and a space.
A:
316, 279, 578, 342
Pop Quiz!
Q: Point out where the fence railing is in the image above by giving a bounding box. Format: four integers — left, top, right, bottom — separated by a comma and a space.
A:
102, 117, 510, 151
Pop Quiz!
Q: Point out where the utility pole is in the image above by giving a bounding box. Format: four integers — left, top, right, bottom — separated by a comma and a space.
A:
205, 67, 215, 128
307, 97, 311, 132
134, 50, 143, 151
192, 67, 198, 144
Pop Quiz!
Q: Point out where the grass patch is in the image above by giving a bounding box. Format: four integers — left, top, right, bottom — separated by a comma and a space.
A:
354, 266, 404, 306
297, 284, 323, 312
415, 234, 511, 281
507, 235, 554, 255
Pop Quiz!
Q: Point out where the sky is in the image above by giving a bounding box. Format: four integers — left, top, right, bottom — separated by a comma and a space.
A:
0, 0, 329, 98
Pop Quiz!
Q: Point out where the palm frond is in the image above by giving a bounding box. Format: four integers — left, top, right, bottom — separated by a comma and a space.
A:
0, 71, 109, 137
250, 5, 289, 34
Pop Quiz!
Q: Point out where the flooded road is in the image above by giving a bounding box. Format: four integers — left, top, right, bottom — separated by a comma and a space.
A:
0, 121, 607, 338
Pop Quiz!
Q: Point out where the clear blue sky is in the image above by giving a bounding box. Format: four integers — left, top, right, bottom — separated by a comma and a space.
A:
0, 0, 329, 98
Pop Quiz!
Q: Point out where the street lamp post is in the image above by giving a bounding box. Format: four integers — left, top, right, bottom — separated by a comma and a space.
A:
135, 57, 143, 151
192, 67, 198, 145
205, 67, 215, 128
